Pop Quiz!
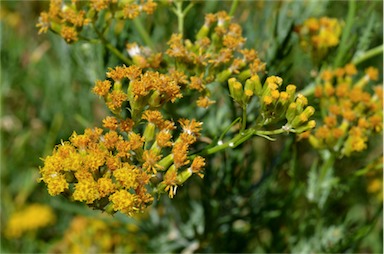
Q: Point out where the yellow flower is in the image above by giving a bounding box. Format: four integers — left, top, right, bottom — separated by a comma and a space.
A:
142, 150, 163, 174
190, 156, 205, 178
109, 190, 137, 216
60, 25, 78, 43
5, 204, 56, 238
73, 178, 100, 204
113, 164, 139, 189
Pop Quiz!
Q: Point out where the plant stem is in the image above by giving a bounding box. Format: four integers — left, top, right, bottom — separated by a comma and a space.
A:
105, 43, 132, 65
333, 0, 356, 68
93, 23, 132, 65
201, 128, 283, 156
133, 18, 155, 50
172, 1, 194, 36
229, 0, 239, 16
352, 44, 384, 66
241, 106, 247, 131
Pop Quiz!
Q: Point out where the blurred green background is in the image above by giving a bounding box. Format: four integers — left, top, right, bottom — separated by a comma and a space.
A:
1, 1, 382, 253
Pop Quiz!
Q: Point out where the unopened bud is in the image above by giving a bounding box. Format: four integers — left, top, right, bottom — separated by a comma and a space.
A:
143, 123, 156, 142
228, 77, 244, 103
286, 102, 297, 123
177, 168, 193, 184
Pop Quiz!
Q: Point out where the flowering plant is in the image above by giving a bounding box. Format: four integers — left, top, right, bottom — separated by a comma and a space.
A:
2, 0, 382, 253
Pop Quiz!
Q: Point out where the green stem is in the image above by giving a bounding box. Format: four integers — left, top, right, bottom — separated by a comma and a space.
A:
241, 106, 247, 131
352, 44, 384, 66
219, 117, 241, 141
93, 23, 132, 65
173, 1, 184, 35
202, 128, 283, 156
333, 0, 356, 68
105, 43, 132, 65
229, 0, 239, 16
172, 1, 194, 36
133, 18, 155, 49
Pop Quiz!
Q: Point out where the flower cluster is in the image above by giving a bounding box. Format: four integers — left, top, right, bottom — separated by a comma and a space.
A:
4, 204, 56, 238
228, 75, 316, 132
302, 64, 382, 156
39, 9, 317, 217
165, 11, 266, 108
40, 113, 205, 215
50, 215, 144, 253
295, 17, 342, 58
37, 0, 157, 43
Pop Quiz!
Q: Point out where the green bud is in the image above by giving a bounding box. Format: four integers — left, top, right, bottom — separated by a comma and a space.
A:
143, 123, 156, 143
291, 113, 308, 128
177, 168, 193, 184
309, 135, 323, 149
148, 90, 162, 108
104, 202, 116, 215
302, 106, 315, 119
114, 80, 122, 91
295, 94, 308, 112
196, 25, 210, 40
238, 69, 252, 82
50, 21, 61, 34
228, 77, 244, 103
216, 69, 232, 83
294, 120, 316, 133
158, 154, 174, 171
243, 89, 254, 104
286, 102, 297, 123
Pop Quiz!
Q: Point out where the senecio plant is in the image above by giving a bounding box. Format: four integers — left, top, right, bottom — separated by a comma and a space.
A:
37, 0, 317, 216
36, 0, 382, 236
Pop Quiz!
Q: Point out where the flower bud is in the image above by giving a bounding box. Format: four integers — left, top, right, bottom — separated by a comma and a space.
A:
158, 154, 174, 171
143, 122, 156, 143
148, 90, 162, 107
294, 120, 316, 133
216, 69, 232, 83
228, 77, 244, 103
196, 25, 210, 40
238, 69, 251, 82
286, 102, 297, 123
177, 168, 193, 184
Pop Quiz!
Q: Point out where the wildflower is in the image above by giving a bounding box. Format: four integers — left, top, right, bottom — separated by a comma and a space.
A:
189, 75, 206, 91
365, 67, 379, 81
190, 156, 205, 178
120, 118, 135, 133
141, 0, 157, 15
196, 96, 215, 108
113, 164, 138, 189
172, 142, 190, 169
90, 0, 110, 11
5, 204, 56, 238
162, 166, 179, 198
73, 178, 100, 204
306, 64, 382, 156
36, 12, 50, 34
106, 90, 128, 112
60, 25, 78, 43
109, 190, 137, 216
107, 66, 127, 81
142, 150, 163, 174
156, 130, 173, 148
97, 177, 116, 198
93, 80, 111, 97
123, 3, 140, 19
179, 118, 203, 137
103, 116, 118, 130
